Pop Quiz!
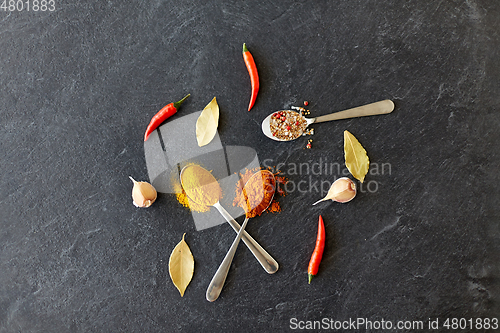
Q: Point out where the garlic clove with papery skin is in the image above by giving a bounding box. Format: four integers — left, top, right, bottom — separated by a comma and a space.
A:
312, 177, 356, 205
330, 177, 357, 203
129, 176, 157, 208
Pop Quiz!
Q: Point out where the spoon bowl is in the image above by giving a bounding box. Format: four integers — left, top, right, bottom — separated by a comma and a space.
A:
262, 99, 394, 141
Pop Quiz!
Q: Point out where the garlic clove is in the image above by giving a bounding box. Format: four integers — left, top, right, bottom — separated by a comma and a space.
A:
330, 177, 357, 203
312, 177, 356, 205
130, 176, 157, 208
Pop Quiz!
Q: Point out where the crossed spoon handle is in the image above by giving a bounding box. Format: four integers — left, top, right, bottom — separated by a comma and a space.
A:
206, 217, 250, 302
213, 202, 279, 274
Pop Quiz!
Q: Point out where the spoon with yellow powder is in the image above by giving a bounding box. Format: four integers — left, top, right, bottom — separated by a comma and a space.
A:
180, 165, 279, 274
206, 170, 276, 302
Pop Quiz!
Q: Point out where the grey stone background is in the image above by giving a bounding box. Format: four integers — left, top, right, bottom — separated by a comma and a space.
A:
1, 1, 499, 332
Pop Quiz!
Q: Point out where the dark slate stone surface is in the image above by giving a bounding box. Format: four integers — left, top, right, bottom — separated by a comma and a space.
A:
1, 1, 499, 332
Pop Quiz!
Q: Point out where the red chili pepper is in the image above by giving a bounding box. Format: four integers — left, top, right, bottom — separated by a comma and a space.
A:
144, 94, 190, 141
242, 43, 259, 111
308, 215, 325, 284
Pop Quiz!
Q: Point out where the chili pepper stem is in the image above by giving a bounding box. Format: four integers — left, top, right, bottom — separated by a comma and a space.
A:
308, 274, 313, 284
173, 94, 190, 109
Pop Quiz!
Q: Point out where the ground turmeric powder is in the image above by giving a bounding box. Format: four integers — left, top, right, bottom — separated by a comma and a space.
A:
178, 165, 222, 211
174, 181, 210, 213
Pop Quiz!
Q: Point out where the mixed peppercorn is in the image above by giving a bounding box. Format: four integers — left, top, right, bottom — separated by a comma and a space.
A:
269, 110, 308, 140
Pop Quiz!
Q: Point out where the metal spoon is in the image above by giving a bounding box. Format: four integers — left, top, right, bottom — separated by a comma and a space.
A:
180, 165, 279, 274
261, 99, 395, 141
206, 170, 276, 302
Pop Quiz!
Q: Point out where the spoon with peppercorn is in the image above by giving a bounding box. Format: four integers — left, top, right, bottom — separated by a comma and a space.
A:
261, 99, 394, 141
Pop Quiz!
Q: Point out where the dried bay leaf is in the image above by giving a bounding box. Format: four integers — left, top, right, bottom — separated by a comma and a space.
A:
196, 97, 219, 147
169, 233, 194, 297
344, 130, 369, 183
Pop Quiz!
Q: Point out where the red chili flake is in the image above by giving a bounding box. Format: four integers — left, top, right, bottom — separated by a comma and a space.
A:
281, 116, 286, 121
306, 143, 312, 149
272, 132, 276, 136
304, 101, 309, 106
296, 121, 299, 126
286, 126, 291, 130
